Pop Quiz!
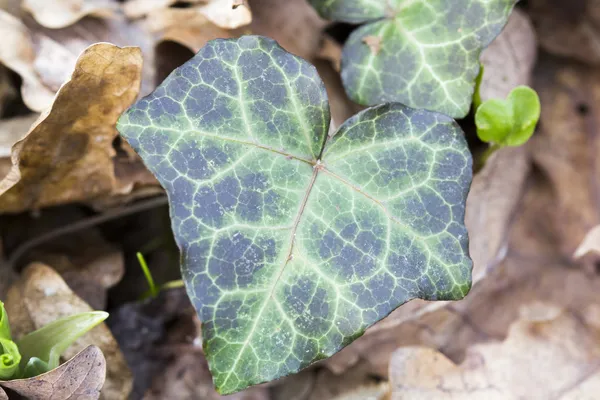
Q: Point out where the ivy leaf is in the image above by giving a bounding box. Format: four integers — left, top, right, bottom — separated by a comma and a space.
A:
310, 0, 516, 118
475, 86, 541, 146
117, 35, 473, 394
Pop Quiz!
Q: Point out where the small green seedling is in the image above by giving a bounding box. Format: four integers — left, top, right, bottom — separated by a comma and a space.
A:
137, 252, 184, 300
0, 301, 107, 380
475, 86, 541, 161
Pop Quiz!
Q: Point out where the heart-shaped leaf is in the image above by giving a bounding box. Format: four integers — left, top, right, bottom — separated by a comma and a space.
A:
475, 86, 540, 147
117, 35, 473, 394
310, 0, 516, 118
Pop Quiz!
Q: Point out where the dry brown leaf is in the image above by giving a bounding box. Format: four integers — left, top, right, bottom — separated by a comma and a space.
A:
529, 0, 600, 65
0, 346, 106, 400
0, 387, 6, 400
0, 10, 56, 112
317, 36, 342, 72
22, 0, 116, 29
479, 9, 537, 102
0, 43, 143, 213
5, 263, 132, 400
388, 303, 600, 399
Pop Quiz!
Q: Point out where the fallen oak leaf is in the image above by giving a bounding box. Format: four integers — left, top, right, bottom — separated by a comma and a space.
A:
22, 0, 117, 29
0, 42, 143, 213
0, 345, 106, 400
5, 263, 132, 400
387, 303, 600, 399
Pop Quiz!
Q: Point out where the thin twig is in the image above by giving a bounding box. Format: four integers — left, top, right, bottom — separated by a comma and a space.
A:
6, 195, 169, 269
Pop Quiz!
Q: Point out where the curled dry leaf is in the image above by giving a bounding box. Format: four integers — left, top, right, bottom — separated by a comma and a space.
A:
0, 10, 56, 112
388, 303, 600, 399
529, 0, 600, 65
0, 346, 106, 400
22, 0, 116, 29
479, 9, 537, 102
0, 43, 144, 213
5, 263, 132, 400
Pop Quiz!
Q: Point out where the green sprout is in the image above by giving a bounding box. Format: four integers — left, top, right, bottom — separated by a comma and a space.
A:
137, 252, 184, 300
0, 301, 107, 380
475, 85, 541, 163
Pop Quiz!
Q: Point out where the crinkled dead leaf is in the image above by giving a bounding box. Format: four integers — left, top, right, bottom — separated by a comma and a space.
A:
0, 43, 144, 213
0, 346, 106, 400
0, 10, 56, 112
479, 9, 537, 102
22, 0, 117, 29
388, 303, 600, 399
5, 263, 132, 400
529, 0, 600, 65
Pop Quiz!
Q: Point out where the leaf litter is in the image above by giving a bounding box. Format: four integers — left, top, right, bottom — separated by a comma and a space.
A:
0, 0, 599, 399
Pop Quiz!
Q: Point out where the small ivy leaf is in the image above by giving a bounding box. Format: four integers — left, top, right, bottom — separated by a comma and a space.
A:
475, 86, 541, 147
311, 0, 516, 118
117, 35, 473, 394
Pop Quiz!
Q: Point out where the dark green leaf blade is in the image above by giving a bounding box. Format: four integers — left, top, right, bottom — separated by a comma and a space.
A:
309, 0, 387, 23
340, 0, 517, 118
117, 36, 472, 395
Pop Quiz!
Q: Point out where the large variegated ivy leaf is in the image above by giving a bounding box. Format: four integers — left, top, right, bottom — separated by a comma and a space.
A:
117, 35, 473, 394
310, 0, 517, 118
